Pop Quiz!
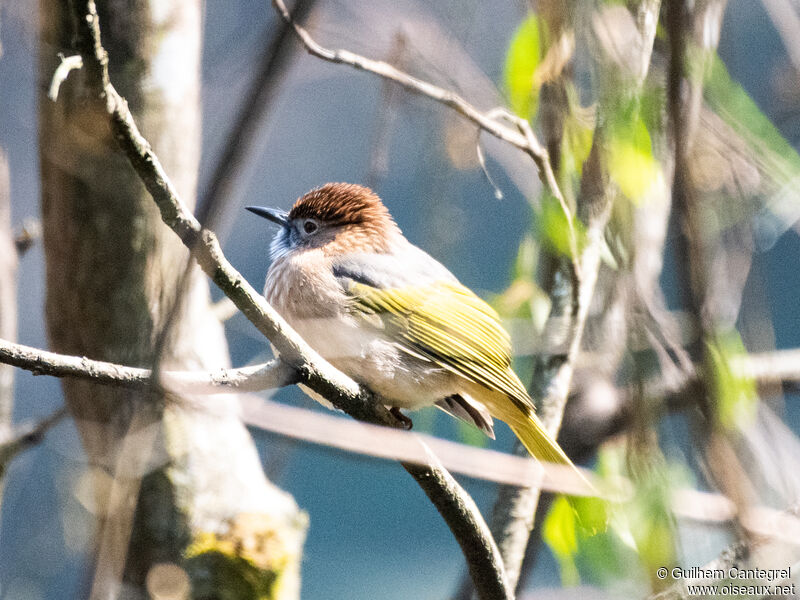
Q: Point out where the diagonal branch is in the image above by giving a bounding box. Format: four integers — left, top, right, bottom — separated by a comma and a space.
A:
0, 407, 67, 474
63, 3, 511, 598
68, 2, 392, 428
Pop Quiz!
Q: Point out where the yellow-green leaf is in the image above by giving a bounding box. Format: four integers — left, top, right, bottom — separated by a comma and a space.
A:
607, 116, 660, 202
708, 330, 758, 430
504, 15, 542, 120
543, 496, 580, 586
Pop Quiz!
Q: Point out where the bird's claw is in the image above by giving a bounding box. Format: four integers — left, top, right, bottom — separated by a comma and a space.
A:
389, 407, 413, 430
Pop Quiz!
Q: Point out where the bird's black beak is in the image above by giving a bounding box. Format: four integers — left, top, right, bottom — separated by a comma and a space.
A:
245, 206, 289, 228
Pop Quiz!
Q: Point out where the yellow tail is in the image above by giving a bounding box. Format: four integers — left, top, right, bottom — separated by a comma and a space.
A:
508, 416, 573, 466
490, 400, 593, 494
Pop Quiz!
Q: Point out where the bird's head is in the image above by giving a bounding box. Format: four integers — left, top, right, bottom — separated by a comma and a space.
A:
247, 183, 402, 260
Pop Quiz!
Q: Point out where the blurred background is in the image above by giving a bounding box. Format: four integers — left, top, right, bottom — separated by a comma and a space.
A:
0, 1, 799, 599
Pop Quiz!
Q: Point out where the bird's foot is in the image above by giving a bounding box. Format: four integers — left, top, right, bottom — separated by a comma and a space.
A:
389, 407, 413, 430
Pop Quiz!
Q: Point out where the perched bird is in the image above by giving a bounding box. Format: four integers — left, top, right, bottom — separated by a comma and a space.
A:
247, 183, 574, 468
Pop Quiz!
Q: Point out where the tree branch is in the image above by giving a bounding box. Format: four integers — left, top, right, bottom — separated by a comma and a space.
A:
65, 2, 393, 428
0, 407, 67, 478
268, 0, 577, 269
484, 3, 665, 591
62, 3, 511, 598
0, 337, 296, 393
404, 446, 512, 600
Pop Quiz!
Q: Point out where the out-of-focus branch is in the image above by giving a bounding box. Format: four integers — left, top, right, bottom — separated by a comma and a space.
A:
365, 30, 408, 189
731, 349, 800, 387
64, 4, 511, 598
648, 542, 749, 600
486, 3, 664, 591
0, 338, 295, 393
0, 336, 593, 494
489, 128, 616, 594
762, 0, 800, 73
0, 407, 67, 478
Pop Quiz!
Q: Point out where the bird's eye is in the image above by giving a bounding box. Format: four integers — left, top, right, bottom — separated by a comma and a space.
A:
303, 220, 318, 234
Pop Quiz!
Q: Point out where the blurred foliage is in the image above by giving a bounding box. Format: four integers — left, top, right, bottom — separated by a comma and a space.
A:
606, 102, 660, 203
703, 54, 800, 245
558, 94, 595, 203
538, 192, 587, 258
708, 331, 757, 431
542, 446, 691, 588
704, 55, 800, 180
504, 15, 543, 121
493, 233, 550, 331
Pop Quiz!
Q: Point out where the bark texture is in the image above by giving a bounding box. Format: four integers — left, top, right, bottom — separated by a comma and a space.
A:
38, 2, 306, 598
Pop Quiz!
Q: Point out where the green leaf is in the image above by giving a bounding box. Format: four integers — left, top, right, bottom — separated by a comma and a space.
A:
543, 496, 580, 586
504, 15, 542, 120
537, 193, 585, 257
543, 494, 617, 586
607, 113, 661, 202
707, 330, 758, 430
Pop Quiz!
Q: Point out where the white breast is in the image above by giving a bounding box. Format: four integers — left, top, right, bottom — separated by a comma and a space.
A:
264, 250, 456, 409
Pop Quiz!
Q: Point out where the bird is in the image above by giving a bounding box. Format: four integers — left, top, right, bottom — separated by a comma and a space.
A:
246, 182, 575, 469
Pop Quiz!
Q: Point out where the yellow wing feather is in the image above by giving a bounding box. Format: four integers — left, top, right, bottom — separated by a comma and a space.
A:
349, 280, 531, 407
347, 279, 578, 468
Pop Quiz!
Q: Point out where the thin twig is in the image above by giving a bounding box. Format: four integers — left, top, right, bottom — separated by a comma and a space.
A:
47, 53, 84, 101
65, 4, 510, 598
269, 0, 573, 264
0, 407, 67, 476
404, 446, 512, 599
486, 107, 581, 278
476, 138, 504, 200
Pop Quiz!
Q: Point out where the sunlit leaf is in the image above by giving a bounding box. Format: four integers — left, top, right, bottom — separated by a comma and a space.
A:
707, 330, 758, 430
543, 496, 580, 586
504, 15, 542, 120
544, 493, 618, 586
537, 193, 585, 257
607, 114, 660, 202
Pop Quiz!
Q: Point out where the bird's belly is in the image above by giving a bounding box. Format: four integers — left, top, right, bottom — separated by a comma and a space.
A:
265, 261, 455, 409
290, 315, 453, 410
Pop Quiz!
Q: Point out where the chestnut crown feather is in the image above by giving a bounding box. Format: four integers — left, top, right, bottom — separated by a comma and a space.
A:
289, 183, 395, 228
